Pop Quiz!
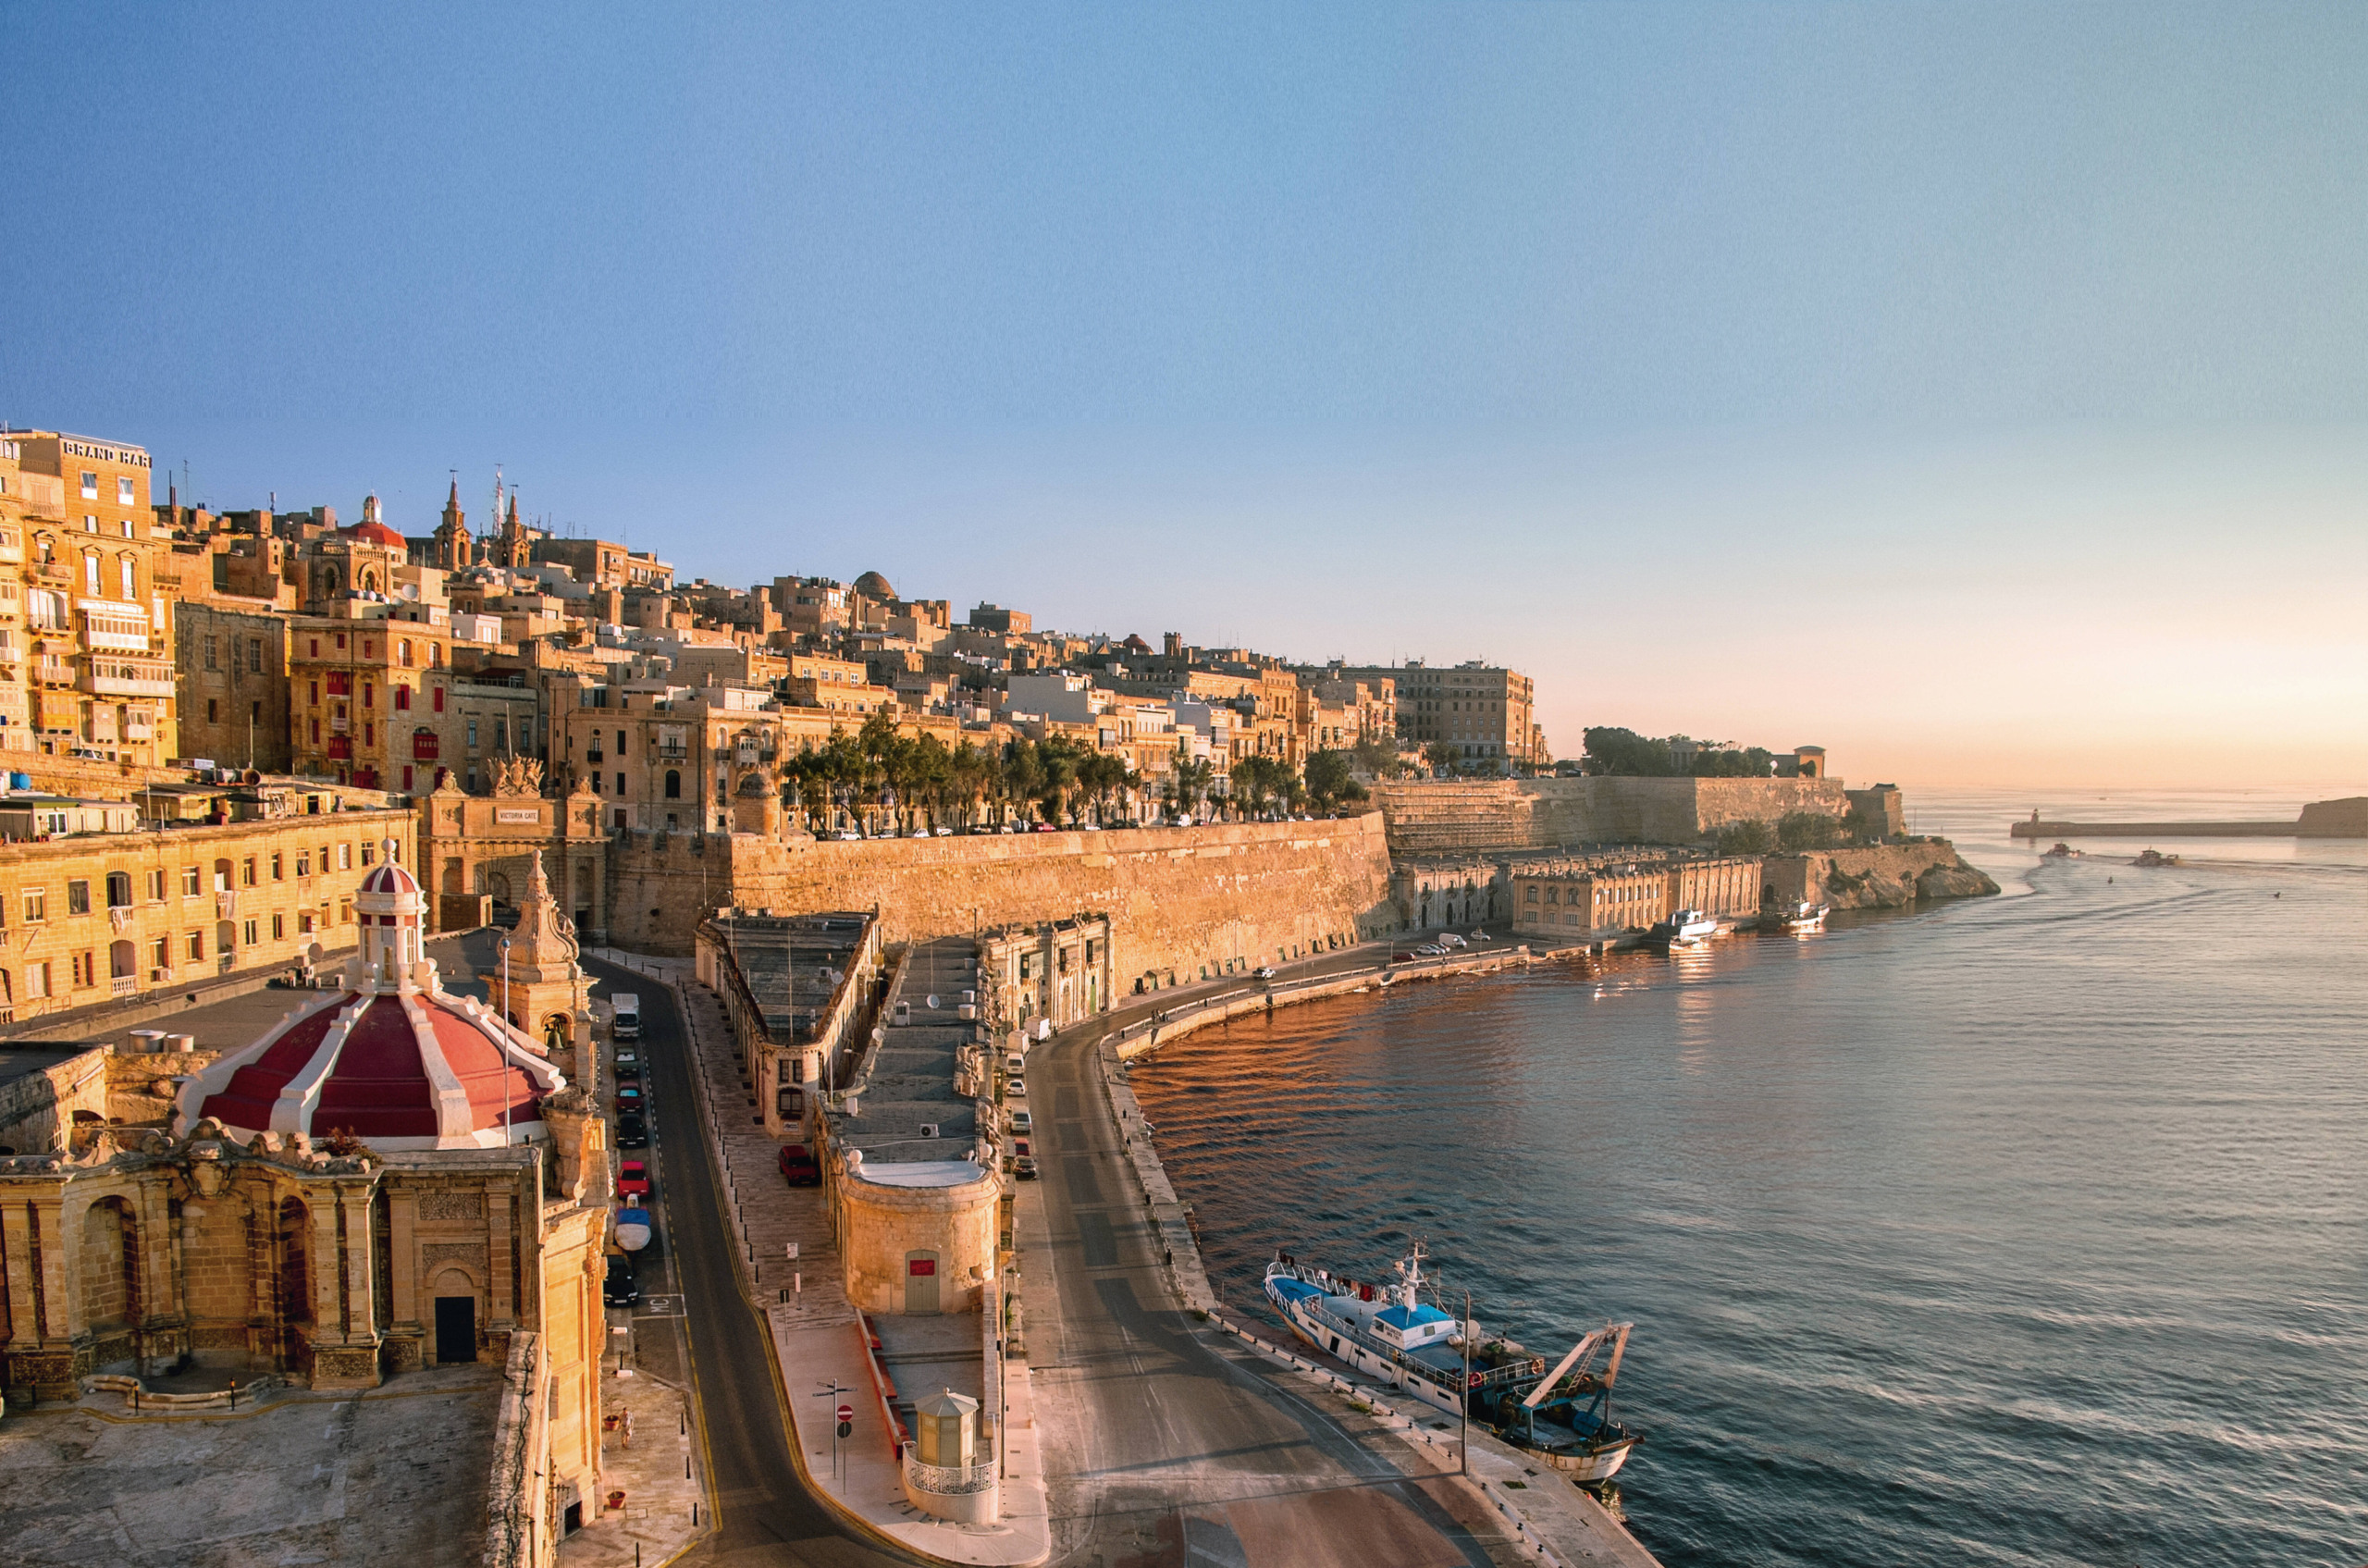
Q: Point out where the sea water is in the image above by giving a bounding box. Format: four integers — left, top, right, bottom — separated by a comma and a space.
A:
1131, 788, 2368, 1567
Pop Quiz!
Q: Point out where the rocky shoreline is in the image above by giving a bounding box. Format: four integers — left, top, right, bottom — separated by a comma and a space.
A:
1774, 841, 2002, 910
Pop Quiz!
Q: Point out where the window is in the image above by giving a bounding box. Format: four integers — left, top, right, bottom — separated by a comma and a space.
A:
181, 867, 200, 896
615, 772, 625, 795
25, 888, 46, 923
399, 639, 413, 666
72, 952, 94, 989
296, 851, 312, 878
84, 553, 100, 595
335, 632, 347, 650
271, 913, 284, 940
299, 910, 315, 934
395, 684, 411, 710
339, 900, 352, 925
67, 880, 90, 916
467, 720, 478, 748
207, 698, 218, 723
401, 765, 413, 791
80, 471, 98, 500
271, 853, 283, 881
361, 841, 376, 866
186, 931, 204, 961
26, 960, 49, 998
362, 681, 373, 708
309, 680, 319, 705
106, 872, 132, 908
664, 770, 681, 798
119, 557, 133, 599
494, 718, 507, 751
432, 686, 445, 713
249, 638, 263, 673
338, 844, 352, 870
144, 869, 164, 901
204, 636, 219, 671
241, 918, 257, 945
309, 637, 319, 657
117, 475, 135, 506
241, 857, 257, 886
616, 730, 627, 754
150, 935, 169, 969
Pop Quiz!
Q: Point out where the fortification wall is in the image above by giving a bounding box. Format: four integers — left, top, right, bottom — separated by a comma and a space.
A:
1763, 843, 1999, 909
2297, 796, 2368, 837
1375, 776, 1850, 852
606, 815, 1397, 993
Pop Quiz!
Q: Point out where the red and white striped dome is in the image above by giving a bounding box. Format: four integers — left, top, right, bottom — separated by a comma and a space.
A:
181, 989, 561, 1150
177, 835, 564, 1151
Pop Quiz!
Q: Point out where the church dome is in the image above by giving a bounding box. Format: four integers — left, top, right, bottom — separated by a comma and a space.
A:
854, 571, 895, 599
344, 519, 407, 549
177, 840, 562, 1151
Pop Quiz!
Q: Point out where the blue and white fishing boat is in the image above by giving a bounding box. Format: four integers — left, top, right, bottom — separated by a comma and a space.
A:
1263, 1242, 1645, 1482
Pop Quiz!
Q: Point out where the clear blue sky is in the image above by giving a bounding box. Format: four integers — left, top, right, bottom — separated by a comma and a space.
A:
5, 2, 2364, 786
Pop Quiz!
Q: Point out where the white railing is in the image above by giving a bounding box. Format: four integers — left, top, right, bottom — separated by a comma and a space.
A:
901, 1443, 996, 1496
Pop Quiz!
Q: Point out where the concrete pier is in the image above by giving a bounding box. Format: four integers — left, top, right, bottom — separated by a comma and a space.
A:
2012, 796, 2368, 840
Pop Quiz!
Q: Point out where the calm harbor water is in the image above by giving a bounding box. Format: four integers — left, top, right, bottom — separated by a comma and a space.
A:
1132, 788, 2368, 1567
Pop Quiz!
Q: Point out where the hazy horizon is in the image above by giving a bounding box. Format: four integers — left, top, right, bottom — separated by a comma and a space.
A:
4, 2, 2362, 789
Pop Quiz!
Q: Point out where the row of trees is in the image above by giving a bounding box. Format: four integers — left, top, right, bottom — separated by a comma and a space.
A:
778, 711, 1381, 832
1582, 726, 1776, 778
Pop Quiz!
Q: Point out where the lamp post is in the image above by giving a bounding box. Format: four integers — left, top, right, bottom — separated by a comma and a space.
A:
1461, 1286, 1472, 1476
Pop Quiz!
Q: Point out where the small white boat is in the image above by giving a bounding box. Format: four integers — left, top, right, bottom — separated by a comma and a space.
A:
1770, 900, 1828, 933
1647, 908, 1720, 947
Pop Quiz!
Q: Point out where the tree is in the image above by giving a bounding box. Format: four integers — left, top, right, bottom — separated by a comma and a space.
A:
1776, 811, 1845, 851
1715, 819, 1775, 855
1350, 733, 1402, 780
1167, 742, 1216, 821
1304, 749, 1369, 811
1582, 727, 1676, 776
1423, 740, 1462, 777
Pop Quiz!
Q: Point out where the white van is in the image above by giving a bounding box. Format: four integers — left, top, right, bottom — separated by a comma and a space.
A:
610, 994, 642, 1040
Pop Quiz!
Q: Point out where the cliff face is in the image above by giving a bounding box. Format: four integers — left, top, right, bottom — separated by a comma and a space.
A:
1765, 843, 2001, 910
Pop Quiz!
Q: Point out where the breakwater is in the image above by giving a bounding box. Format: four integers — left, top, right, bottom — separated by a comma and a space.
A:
2011, 794, 2368, 839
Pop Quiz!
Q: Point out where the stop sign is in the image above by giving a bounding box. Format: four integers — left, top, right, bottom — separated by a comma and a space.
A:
837, 1403, 853, 1422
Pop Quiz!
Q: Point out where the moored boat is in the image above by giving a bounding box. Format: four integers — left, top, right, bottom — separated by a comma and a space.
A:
1769, 900, 1828, 933
1263, 1243, 1644, 1482
1646, 908, 1720, 947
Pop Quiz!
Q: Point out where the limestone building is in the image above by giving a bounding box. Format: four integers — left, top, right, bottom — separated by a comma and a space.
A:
0, 432, 179, 766
1508, 851, 1765, 941
0, 848, 610, 1557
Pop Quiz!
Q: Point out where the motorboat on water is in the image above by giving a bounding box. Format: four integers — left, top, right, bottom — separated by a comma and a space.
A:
2133, 848, 2182, 868
1769, 900, 1828, 933
1646, 908, 1720, 948
2041, 842, 2081, 858
1263, 1243, 1645, 1482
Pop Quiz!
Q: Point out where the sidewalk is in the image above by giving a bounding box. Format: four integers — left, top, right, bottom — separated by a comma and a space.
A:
593, 948, 1050, 1567
556, 1372, 703, 1568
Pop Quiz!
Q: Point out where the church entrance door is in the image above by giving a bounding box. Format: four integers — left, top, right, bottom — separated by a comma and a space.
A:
435, 1296, 477, 1363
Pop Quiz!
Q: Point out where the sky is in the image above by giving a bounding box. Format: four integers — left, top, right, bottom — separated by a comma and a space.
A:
3, 1, 2363, 790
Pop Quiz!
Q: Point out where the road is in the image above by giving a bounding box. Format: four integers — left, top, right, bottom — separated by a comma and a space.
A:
1026, 982, 1522, 1568
585, 955, 918, 1568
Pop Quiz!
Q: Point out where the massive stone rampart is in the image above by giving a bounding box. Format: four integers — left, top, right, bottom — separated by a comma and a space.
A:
607, 816, 1397, 991
1374, 776, 1850, 853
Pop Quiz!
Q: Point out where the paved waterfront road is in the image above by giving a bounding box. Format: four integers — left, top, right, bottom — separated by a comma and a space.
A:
584, 956, 918, 1568
1027, 997, 1518, 1568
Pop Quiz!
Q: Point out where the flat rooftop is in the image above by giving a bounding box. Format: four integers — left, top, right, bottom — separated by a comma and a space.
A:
0, 1044, 88, 1089
832, 937, 981, 1167
706, 912, 870, 1041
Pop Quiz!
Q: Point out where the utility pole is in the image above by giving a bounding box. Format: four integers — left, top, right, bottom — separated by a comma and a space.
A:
1461, 1287, 1472, 1476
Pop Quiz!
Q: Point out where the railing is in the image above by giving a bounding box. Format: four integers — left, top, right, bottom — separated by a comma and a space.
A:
900, 1443, 996, 1496
111, 975, 138, 997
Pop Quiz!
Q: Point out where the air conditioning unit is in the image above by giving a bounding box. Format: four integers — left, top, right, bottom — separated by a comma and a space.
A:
149, 968, 169, 982
919, 1123, 939, 1139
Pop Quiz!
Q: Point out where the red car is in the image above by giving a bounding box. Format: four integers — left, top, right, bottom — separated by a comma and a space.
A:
618, 1159, 651, 1199
779, 1143, 820, 1187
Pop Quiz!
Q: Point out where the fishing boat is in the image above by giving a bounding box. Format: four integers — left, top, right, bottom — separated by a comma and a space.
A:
1768, 900, 1828, 932
2133, 848, 2182, 868
2041, 842, 2081, 858
1263, 1243, 1645, 1482
1646, 908, 1720, 947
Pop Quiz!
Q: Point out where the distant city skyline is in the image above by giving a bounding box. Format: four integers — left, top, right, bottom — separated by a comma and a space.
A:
5, 1, 2363, 789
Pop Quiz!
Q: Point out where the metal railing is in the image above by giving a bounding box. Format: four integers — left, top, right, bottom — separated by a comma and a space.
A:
901, 1443, 996, 1496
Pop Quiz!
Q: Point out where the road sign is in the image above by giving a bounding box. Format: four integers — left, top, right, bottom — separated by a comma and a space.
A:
837, 1402, 854, 1422
836, 1420, 852, 1439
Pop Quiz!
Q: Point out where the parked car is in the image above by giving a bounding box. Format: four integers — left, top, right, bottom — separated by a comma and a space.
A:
616, 1085, 644, 1113
1006, 1076, 1027, 1100
618, 1159, 651, 1199
1253, 966, 1276, 980
604, 1254, 640, 1307
1013, 1155, 1039, 1180
614, 1068, 643, 1092
1005, 1052, 1026, 1074
616, 1113, 648, 1149
779, 1143, 820, 1186
1031, 822, 1056, 833
612, 1047, 639, 1072
1010, 1109, 1032, 1134
834, 831, 860, 841
1439, 933, 1468, 949
1389, 953, 1419, 964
